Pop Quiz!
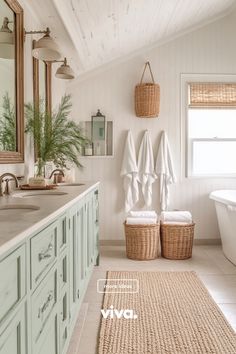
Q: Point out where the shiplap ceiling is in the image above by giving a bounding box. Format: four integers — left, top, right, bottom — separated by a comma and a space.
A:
27, 0, 236, 75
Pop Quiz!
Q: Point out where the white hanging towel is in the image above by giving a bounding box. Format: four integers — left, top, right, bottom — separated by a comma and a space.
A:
120, 130, 139, 212
155, 131, 176, 211
137, 131, 157, 207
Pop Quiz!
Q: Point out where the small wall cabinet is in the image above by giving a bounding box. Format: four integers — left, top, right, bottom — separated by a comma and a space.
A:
81, 121, 113, 157
0, 186, 99, 354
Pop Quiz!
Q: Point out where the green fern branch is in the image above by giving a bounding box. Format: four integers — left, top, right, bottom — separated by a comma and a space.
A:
25, 94, 89, 170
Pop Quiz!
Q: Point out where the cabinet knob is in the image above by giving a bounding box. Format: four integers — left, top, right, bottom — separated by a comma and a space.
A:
77, 289, 80, 299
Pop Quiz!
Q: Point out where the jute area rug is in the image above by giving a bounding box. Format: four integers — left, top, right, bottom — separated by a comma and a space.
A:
98, 271, 236, 354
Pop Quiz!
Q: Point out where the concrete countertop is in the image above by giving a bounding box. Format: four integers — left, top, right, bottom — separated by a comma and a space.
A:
0, 181, 99, 257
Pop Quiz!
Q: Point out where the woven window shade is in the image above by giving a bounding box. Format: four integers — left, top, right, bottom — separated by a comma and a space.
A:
189, 83, 236, 107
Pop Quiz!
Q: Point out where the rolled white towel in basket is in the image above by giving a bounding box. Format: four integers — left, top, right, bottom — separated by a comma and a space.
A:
162, 221, 191, 226
129, 210, 157, 218
126, 217, 157, 225
161, 211, 192, 224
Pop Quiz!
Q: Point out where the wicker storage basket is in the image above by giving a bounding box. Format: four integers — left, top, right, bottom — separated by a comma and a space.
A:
160, 223, 195, 260
135, 62, 160, 118
124, 222, 160, 260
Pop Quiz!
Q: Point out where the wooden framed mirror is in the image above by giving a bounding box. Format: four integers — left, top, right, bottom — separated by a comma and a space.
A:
33, 39, 52, 114
0, 0, 24, 163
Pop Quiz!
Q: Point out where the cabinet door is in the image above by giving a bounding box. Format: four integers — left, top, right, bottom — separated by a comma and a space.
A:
69, 199, 87, 322
0, 245, 26, 324
31, 267, 57, 347
59, 289, 69, 353
86, 192, 94, 269
81, 201, 87, 283
68, 204, 79, 321
0, 303, 26, 354
68, 192, 97, 325
93, 189, 99, 265
35, 313, 58, 354
74, 202, 86, 301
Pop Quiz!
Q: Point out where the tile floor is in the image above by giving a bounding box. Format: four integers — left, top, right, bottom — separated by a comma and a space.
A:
68, 245, 236, 354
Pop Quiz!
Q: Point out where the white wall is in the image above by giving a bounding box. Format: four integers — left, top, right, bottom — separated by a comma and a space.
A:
66, 9, 236, 241
0, 0, 66, 177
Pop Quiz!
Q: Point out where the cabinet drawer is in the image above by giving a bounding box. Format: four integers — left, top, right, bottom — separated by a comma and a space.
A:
0, 302, 26, 354
0, 245, 26, 323
31, 267, 57, 347
31, 221, 57, 288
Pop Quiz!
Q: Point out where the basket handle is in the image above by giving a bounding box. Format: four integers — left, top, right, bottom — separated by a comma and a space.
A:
140, 62, 155, 84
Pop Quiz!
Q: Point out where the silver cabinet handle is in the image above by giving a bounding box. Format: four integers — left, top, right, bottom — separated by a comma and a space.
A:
38, 243, 53, 261
38, 291, 53, 318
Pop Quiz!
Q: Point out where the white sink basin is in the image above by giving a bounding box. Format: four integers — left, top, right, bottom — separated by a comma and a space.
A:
57, 183, 85, 187
0, 204, 40, 219
0, 204, 40, 211
12, 191, 68, 198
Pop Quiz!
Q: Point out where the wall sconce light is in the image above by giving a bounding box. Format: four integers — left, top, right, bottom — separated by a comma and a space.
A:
25, 27, 61, 61
0, 17, 14, 59
55, 57, 75, 79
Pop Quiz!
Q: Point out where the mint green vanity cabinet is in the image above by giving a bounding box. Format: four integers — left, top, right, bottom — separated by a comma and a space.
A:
0, 185, 99, 354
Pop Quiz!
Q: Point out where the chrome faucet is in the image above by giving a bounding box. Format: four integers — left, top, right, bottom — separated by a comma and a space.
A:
49, 169, 65, 184
0, 173, 19, 196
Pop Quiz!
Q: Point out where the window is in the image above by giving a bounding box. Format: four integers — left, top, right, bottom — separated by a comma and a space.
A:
186, 82, 236, 177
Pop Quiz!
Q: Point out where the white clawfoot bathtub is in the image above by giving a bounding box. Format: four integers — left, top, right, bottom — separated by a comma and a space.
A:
210, 190, 236, 265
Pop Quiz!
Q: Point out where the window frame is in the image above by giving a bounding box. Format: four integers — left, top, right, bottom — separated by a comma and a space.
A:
188, 137, 236, 177
180, 74, 236, 179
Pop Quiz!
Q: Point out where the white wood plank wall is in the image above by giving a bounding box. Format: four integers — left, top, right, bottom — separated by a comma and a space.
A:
66, 10, 236, 240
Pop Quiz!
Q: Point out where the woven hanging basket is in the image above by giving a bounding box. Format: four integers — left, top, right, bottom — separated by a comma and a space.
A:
135, 62, 160, 118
